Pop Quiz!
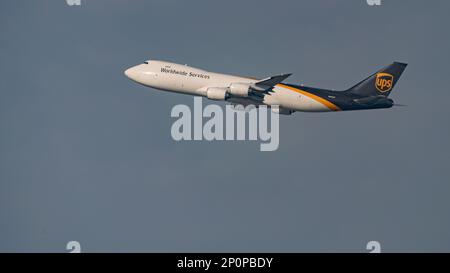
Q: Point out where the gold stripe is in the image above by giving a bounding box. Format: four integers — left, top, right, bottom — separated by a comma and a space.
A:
277, 83, 342, 111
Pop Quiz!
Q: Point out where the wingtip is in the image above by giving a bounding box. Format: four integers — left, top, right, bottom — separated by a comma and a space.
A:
394, 62, 408, 67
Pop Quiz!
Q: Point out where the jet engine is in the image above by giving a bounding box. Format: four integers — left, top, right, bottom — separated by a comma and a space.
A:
206, 87, 229, 101
229, 83, 251, 97
271, 107, 294, 115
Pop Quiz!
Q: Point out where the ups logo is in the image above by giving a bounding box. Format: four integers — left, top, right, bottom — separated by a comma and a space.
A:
375, 73, 394, 93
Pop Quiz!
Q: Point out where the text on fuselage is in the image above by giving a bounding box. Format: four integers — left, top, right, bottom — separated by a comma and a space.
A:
160, 68, 211, 79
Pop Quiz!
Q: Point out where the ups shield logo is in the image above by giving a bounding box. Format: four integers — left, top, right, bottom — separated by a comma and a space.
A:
375, 73, 394, 93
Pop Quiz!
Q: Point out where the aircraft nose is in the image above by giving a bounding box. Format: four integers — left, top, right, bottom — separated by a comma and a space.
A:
124, 64, 149, 84
124, 67, 138, 80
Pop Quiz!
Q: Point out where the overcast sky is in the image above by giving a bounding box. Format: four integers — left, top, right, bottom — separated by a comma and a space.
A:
1, 0, 450, 252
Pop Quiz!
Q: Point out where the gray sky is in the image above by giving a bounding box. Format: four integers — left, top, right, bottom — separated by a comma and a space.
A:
1, 0, 450, 252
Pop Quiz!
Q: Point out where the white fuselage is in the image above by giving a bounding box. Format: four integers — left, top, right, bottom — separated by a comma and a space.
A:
124, 60, 337, 112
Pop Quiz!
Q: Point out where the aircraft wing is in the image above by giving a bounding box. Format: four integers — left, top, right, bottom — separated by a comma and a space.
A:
253, 73, 292, 90
248, 73, 292, 98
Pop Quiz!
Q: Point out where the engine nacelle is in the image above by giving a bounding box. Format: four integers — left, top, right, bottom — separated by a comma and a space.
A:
206, 87, 229, 101
229, 83, 251, 97
271, 107, 294, 115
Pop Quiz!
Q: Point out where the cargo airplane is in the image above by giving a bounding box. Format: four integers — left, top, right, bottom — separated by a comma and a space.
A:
124, 60, 407, 115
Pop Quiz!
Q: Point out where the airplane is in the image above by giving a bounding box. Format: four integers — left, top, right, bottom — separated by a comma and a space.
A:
124, 60, 407, 115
